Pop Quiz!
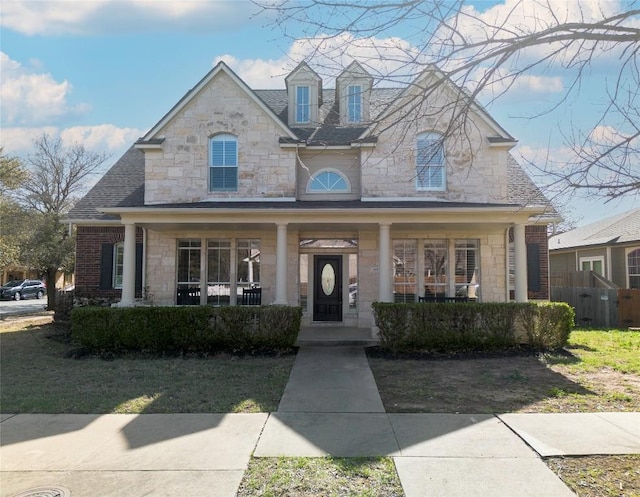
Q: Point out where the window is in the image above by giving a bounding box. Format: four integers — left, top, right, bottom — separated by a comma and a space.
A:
580, 256, 604, 276
424, 240, 447, 297
113, 242, 124, 289
207, 240, 231, 306
307, 170, 350, 193
177, 239, 202, 305
209, 134, 238, 191
237, 239, 261, 294
628, 248, 640, 289
347, 85, 362, 122
296, 85, 310, 123
393, 240, 417, 303
416, 132, 445, 191
455, 239, 479, 299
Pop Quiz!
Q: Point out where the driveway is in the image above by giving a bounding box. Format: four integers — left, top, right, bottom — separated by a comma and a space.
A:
0, 297, 49, 319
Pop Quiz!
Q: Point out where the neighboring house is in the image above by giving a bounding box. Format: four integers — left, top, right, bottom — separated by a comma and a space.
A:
66, 60, 557, 328
549, 209, 640, 289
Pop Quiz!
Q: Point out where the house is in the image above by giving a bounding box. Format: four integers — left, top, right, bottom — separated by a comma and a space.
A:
549, 209, 640, 289
66, 60, 557, 329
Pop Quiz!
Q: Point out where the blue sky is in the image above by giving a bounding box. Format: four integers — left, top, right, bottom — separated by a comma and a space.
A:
1, 0, 637, 227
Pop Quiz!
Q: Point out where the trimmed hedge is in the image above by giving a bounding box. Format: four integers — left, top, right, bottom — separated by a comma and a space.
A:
372, 301, 575, 353
71, 305, 302, 353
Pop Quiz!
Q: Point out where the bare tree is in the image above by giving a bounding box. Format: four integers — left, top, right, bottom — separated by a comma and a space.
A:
2, 135, 109, 307
256, 0, 640, 202
23, 134, 109, 215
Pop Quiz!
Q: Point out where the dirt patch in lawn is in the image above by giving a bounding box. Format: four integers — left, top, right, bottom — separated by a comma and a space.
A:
366, 349, 640, 413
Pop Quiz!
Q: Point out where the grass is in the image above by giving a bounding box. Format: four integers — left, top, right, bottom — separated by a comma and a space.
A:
547, 328, 640, 374
236, 457, 404, 497
545, 455, 640, 497
0, 318, 295, 414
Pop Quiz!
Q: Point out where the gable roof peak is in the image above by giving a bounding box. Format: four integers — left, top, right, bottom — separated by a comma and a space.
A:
337, 60, 372, 81
285, 61, 321, 86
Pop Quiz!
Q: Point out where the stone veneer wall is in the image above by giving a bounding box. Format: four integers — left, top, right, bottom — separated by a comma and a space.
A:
75, 225, 143, 300
361, 82, 509, 202
144, 71, 297, 204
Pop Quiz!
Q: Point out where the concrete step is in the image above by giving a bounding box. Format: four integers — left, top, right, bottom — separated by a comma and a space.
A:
295, 327, 378, 347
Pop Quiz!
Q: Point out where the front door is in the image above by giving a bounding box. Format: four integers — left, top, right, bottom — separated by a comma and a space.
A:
313, 255, 342, 322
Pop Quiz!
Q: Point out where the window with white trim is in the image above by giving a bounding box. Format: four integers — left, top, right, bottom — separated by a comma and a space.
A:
424, 239, 448, 298
307, 169, 350, 193
209, 134, 238, 191
237, 239, 261, 294
627, 248, 640, 289
113, 242, 124, 289
207, 239, 231, 306
579, 256, 604, 276
393, 240, 417, 303
416, 132, 445, 191
295, 85, 310, 123
455, 239, 479, 299
347, 85, 362, 123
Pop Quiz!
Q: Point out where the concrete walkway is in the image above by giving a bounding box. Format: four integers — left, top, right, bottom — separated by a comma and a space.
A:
2, 346, 639, 497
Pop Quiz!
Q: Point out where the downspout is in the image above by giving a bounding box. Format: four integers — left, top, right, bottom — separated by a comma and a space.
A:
142, 227, 147, 298
505, 227, 511, 302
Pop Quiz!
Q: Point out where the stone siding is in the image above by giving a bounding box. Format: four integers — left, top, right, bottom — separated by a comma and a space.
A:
145, 71, 297, 204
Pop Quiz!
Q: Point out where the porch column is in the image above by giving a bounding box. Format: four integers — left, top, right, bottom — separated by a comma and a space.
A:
514, 223, 528, 302
274, 222, 288, 304
119, 222, 137, 307
378, 223, 393, 302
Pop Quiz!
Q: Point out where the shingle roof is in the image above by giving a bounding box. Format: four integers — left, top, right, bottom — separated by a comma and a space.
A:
507, 154, 558, 217
127, 199, 517, 210
254, 87, 402, 145
549, 208, 640, 250
66, 146, 145, 222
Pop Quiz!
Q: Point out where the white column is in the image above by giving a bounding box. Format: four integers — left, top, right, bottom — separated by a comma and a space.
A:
378, 223, 393, 302
274, 223, 288, 304
120, 223, 137, 306
514, 223, 528, 302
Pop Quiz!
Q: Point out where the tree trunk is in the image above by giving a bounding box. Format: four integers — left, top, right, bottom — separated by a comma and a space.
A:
46, 267, 57, 310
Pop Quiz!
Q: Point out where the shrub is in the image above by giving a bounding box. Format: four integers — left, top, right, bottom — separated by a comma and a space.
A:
372, 301, 574, 353
519, 302, 575, 349
71, 305, 302, 353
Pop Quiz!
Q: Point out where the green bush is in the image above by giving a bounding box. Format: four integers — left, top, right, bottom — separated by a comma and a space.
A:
519, 302, 575, 349
71, 305, 302, 353
372, 301, 575, 353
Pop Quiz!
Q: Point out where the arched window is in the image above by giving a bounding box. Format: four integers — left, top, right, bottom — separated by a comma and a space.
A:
628, 248, 640, 289
307, 169, 350, 193
416, 131, 445, 191
209, 134, 238, 191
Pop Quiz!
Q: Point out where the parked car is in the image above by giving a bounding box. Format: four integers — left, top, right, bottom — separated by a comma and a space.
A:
0, 279, 46, 301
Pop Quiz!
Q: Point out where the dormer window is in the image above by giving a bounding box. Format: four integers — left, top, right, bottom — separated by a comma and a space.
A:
295, 85, 311, 123
347, 85, 362, 123
336, 61, 372, 125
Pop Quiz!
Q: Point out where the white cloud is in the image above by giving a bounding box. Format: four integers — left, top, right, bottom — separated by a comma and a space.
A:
0, 52, 88, 126
1, 0, 261, 36
0, 125, 144, 157
217, 33, 425, 89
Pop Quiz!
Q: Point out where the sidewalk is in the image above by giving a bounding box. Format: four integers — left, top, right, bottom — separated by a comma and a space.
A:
1, 346, 639, 497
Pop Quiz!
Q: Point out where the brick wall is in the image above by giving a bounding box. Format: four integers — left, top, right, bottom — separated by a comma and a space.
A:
75, 226, 143, 300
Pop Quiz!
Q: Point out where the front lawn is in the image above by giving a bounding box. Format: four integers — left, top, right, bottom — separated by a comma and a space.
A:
367, 328, 640, 414
0, 318, 295, 414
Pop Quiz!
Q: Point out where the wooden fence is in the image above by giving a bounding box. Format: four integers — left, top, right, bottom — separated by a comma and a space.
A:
551, 287, 640, 328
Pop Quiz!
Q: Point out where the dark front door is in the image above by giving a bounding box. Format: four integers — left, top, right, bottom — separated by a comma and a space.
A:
313, 255, 343, 322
